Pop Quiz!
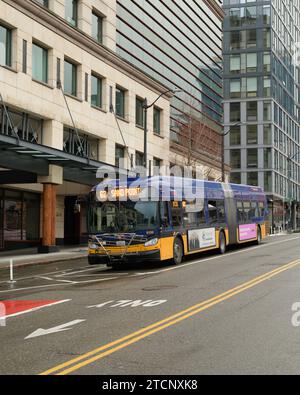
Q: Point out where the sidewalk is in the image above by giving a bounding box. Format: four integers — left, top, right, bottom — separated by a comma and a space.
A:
0, 246, 88, 270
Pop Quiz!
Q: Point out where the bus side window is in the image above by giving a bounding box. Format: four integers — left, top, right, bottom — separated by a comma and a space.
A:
171, 201, 182, 228
160, 202, 170, 228
183, 200, 206, 228
217, 200, 226, 223
237, 201, 244, 224
208, 200, 218, 224
258, 202, 265, 217
243, 201, 251, 222
250, 201, 259, 219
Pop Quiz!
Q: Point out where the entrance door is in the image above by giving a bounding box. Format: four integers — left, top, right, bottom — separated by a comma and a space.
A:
64, 196, 81, 245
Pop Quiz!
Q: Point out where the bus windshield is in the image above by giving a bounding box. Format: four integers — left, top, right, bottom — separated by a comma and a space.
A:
88, 200, 159, 234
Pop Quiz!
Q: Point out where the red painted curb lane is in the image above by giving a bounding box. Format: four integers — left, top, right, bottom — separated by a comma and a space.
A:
0, 300, 69, 318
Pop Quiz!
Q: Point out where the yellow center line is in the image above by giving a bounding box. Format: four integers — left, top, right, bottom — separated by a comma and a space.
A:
40, 258, 300, 376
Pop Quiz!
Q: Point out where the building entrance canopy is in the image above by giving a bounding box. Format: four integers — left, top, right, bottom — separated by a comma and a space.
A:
0, 134, 130, 186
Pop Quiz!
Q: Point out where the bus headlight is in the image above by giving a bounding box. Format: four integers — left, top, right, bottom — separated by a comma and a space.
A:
89, 242, 98, 250
144, 238, 158, 247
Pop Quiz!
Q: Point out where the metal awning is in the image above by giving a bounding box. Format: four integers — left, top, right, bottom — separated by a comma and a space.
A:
0, 134, 133, 185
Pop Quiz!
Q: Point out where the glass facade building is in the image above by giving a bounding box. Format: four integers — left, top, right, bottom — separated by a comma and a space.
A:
116, 0, 224, 169
223, 0, 300, 231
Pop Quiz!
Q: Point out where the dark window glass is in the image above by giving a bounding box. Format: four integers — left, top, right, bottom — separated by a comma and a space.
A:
0, 24, 12, 67
115, 144, 125, 168
136, 97, 144, 127
116, 87, 125, 118
153, 107, 161, 134
91, 74, 102, 108
32, 43, 48, 83
65, 0, 78, 27
92, 12, 103, 43
64, 60, 77, 96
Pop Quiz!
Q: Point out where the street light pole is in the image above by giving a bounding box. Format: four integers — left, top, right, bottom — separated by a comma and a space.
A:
143, 89, 182, 176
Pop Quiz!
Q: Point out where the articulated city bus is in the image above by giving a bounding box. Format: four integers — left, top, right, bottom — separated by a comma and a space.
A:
87, 176, 268, 266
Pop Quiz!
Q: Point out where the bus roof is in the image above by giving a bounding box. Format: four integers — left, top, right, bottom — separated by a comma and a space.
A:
91, 176, 265, 196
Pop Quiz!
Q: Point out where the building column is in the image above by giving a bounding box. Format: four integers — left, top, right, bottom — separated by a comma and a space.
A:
38, 184, 59, 253
38, 165, 63, 253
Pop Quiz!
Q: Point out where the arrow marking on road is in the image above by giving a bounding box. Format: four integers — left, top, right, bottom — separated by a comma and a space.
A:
25, 319, 86, 339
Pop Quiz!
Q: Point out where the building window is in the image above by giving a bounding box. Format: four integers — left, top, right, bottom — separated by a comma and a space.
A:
230, 150, 241, 169
0, 24, 12, 67
116, 87, 125, 118
92, 12, 103, 44
153, 157, 162, 175
264, 77, 271, 97
64, 60, 77, 96
264, 125, 272, 145
153, 107, 161, 134
36, 0, 49, 7
32, 43, 48, 83
229, 8, 240, 27
264, 53, 271, 72
230, 125, 241, 146
230, 79, 241, 98
230, 31, 241, 50
247, 125, 258, 145
264, 172, 272, 192
264, 148, 272, 169
230, 173, 241, 184
115, 144, 125, 168
230, 102, 240, 122
264, 101, 271, 121
136, 97, 145, 127
91, 74, 102, 108
246, 53, 257, 73
136, 151, 145, 167
65, 0, 78, 27
246, 77, 257, 97
230, 55, 241, 74
247, 149, 258, 168
263, 5, 271, 25
247, 172, 258, 186
247, 101, 257, 121
243, 7, 256, 25
247, 30, 257, 48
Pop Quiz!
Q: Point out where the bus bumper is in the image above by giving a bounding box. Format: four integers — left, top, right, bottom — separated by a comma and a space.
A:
88, 250, 161, 265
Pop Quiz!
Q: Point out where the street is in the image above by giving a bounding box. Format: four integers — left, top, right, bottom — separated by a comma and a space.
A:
1, 234, 300, 375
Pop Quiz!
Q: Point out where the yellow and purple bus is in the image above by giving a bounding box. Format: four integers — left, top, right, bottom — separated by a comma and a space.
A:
87, 176, 268, 266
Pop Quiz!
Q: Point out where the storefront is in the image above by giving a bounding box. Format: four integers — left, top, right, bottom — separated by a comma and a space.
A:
0, 188, 40, 250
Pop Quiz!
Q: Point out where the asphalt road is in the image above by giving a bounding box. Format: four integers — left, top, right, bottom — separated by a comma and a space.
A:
1, 234, 300, 375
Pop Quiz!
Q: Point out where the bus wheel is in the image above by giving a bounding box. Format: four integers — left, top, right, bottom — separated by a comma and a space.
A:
219, 232, 226, 254
173, 238, 183, 265
256, 227, 262, 245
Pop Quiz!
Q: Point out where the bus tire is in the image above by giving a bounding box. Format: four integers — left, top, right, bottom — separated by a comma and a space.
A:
256, 226, 262, 245
219, 231, 226, 254
173, 237, 184, 265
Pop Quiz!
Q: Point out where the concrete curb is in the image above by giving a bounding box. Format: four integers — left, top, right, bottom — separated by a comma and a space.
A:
0, 253, 88, 271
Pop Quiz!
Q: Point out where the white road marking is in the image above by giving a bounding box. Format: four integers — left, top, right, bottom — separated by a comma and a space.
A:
37, 276, 77, 284
87, 300, 167, 308
25, 319, 86, 339
0, 277, 118, 293
3, 299, 71, 319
